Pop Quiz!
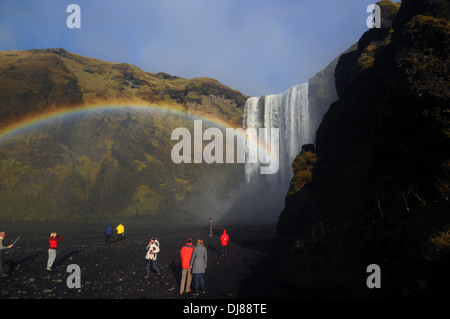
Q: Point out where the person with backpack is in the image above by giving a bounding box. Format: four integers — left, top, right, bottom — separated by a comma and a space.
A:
47, 232, 63, 270
145, 237, 161, 277
179, 237, 194, 295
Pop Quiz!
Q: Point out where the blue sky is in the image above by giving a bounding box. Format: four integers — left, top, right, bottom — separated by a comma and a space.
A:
0, 0, 380, 97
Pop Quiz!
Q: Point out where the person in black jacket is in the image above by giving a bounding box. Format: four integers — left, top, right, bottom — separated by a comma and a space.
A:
0, 231, 14, 278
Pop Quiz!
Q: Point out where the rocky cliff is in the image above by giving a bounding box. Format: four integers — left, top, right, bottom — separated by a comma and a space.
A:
277, 0, 449, 298
308, 43, 357, 142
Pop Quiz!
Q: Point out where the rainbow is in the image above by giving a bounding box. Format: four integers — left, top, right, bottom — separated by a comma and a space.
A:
0, 102, 280, 166
0, 101, 235, 141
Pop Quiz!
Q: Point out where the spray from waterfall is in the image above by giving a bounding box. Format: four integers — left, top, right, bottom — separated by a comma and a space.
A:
243, 82, 312, 184
223, 82, 315, 223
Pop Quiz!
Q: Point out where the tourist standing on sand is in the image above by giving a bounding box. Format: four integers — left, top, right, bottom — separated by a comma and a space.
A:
116, 223, 125, 239
220, 229, 229, 256
104, 222, 113, 245
190, 238, 207, 295
0, 231, 14, 278
47, 232, 63, 270
180, 237, 194, 295
145, 237, 161, 277
209, 218, 213, 237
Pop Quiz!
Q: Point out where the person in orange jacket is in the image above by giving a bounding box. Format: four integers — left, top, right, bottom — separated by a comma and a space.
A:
47, 232, 63, 270
220, 230, 229, 256
180, 237, 194, 295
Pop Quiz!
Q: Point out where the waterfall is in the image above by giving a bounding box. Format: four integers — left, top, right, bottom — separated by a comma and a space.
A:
222, 47, 348, 223
222, 82, 314, 223
243, 82, 312, 184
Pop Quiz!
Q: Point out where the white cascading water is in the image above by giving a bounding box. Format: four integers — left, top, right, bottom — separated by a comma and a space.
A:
226, 82, 314, 223
243, 82, 312, 184
223, 48, 347, 223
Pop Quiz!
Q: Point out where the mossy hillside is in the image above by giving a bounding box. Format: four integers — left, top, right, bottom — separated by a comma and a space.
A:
0, 48, 249, 222
0, 107, 245, 222
0, 49, 247, 130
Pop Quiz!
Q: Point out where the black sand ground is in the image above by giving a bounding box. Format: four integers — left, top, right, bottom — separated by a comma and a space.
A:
0, 220, 278, 299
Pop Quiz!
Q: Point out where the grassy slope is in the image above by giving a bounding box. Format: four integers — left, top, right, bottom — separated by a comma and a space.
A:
0, 49, 247, 222
0, 48, 247, 129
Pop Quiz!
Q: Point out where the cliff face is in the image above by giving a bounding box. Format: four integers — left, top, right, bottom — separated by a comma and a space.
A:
277, 0, 450, 298
308, 43, 357, 142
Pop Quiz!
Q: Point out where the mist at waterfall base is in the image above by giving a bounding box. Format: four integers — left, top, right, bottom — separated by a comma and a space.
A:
223, 83, 315, 224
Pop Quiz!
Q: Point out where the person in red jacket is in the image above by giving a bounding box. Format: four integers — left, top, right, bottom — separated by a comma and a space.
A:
220, 230, 229, 256
47, 232, 63, 270
179, 237, 194, 295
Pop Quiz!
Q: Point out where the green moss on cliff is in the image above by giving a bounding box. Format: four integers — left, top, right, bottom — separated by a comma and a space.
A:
287, 145, 317, 196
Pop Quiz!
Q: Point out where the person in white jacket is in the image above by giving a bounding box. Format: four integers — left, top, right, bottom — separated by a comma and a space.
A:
145, 237, 161, 277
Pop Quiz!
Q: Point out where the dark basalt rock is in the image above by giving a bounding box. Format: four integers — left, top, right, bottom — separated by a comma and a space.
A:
277, 0, 450, 298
